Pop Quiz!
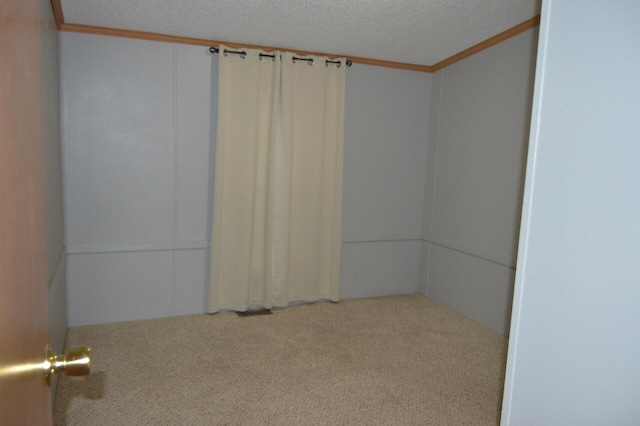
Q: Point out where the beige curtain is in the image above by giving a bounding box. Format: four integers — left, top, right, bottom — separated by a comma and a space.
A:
208, 47, 346, 312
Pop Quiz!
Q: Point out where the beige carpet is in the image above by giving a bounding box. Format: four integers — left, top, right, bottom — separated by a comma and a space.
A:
54, 294, 508, 425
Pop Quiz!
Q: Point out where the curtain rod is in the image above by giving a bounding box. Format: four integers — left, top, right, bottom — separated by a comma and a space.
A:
209, 47, 352, 68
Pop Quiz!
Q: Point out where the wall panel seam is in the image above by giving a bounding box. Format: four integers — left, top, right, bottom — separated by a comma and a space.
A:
173, 43, 178, 241
66, 236, 426, 254
172, 44, 177, 313
67, 240, 210, 254
342, 238, 422, 244
424, 242, 432, 295
171, 250, 176, 315
428, 70, 444, 237
342, 233, 422, 243
48, 250, 67, 289
421, 237, 516, 269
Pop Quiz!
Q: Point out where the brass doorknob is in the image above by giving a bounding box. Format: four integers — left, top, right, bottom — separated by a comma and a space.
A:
45, 345, 91, 383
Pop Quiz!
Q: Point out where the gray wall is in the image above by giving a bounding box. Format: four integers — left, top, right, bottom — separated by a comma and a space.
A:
419, 28, 538, 335
41, 0, 66, 360
502, 1, 640, 424
342, 64, 430, 299
40, 0, 67, 399
60, 34, 217, 327
60, 32, 431, 326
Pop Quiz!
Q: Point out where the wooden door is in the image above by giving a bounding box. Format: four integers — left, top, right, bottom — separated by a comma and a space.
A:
0, 0, 52, 424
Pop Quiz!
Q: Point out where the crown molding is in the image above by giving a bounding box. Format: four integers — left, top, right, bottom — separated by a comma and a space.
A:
431, 16, 541, 71
51, 1, 538, 73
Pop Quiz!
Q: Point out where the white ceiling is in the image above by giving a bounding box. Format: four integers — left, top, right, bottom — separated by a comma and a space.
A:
60, 0, 541, 66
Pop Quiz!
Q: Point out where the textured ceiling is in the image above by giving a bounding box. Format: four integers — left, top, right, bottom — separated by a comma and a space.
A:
60, 0, 541, 66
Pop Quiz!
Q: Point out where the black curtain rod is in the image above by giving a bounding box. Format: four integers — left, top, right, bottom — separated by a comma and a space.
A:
208, 47, 352, 68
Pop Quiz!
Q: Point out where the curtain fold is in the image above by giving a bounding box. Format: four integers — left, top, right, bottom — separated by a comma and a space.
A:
209, 47, 346, 312
209, 47, 279, 312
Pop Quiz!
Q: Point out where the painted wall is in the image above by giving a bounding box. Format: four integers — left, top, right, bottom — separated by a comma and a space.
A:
502, 1, 640, 423
60, 32, 431, 326
419, 28, 538, 335
60, 34, 215, 326
39, 0, 66, 400
342, 64, 430, 299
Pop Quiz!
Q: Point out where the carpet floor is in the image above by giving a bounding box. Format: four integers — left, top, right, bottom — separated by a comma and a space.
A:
54, 294, 508, 425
